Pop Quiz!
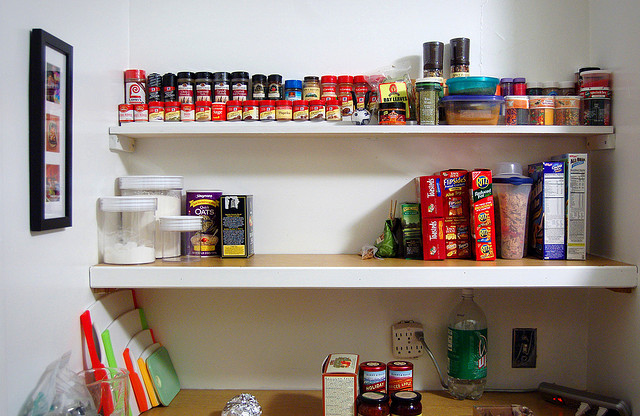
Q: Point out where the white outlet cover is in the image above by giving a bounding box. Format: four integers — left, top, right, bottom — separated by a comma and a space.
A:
392, 321, 424, 358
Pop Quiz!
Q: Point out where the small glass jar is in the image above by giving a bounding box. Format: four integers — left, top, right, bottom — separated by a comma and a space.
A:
415, 78, 442, 125
325, 99, 341, 121
276, 100, 292, 121
513, 77, 527, 95
159, 216, 202, 262
164, 101, 180, 121
526, 81, 543, 96
450, 37, 470, 77
321, 75, 338, 99
242, 100, 259, 121
542, 81, 559, 96
309, 100, 325, 120
529, 96, 555, 125
195, 101, 211, 121
357, 392, 390, 416
148, 101, 164, 122
390, 391, 422, 416
303, 76, 321, 101
213, 72, 231, 102
181, 103, 195, 122
292, 100, 309, 120
259, 100, 276, 121
99, 196, 157, 265
268, 74, 283, 100
285, 80, 303, 101
338, 75, 354, 117
195, 71, 213, 102
231, 71, 250, 101
177, 71, 195, 104
500, 78, 514, 96
226, 100, 243, 121
354, 75, 369, 110
252, 74, 267, 100
558, 80, 576, 96
162, 72, 177, 102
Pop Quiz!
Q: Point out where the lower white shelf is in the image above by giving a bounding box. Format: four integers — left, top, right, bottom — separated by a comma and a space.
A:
89, 254, 638, 289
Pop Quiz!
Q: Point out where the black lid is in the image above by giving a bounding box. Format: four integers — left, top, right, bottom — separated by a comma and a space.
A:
423, 41, 444, 70
304, 76, 320, 82
268, 74, 282, 83
391, 391, 422, 403
162, 73, 176, 84
579, 67, 600, 73
177, 71, 195, 79
252, 74, 267, 83
195, 71, 213, 80
359, 392, 389, 404
148, 73, 162, 85
380, 102, 406, 110
213, 72, 231, 81
450, 37, 470, 65
231, 71, 249, 80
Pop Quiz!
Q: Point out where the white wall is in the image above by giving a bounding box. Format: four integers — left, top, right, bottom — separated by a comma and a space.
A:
0, 1, 130, 415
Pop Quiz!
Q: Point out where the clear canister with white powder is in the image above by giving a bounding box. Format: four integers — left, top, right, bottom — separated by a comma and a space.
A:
118, 176, 184, 258
99, 196, 157, 264
159, 216, 203, 262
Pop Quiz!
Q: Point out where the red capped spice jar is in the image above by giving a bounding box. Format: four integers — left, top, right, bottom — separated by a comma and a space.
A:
325, 99, 341, 121
118, 104, 134, 124
354, 75, 369, 111
259, 100, 276, 121
357, 392, 390, 416
276, 100, 292, 121
148, 101, 165, 122
338, 75, 355, 116
226, 100, 243, 121
195, 101, 211, 121
242, 100, 259, 121
390, 391, 422, 416
165, 101, 181, 121
309, 100, 325, 121
321, 75, 338, 100
134, 104, 148, 122
292, 100, 309, 121
387, 361, 413, 396
181, 103, 195, 122
124, 69, 146, 104
211, 101, 226, 121
359, 361, 386, 394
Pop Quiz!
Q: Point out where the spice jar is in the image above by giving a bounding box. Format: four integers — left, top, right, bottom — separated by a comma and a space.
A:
164, 101, 181, 121
118, 104, 134, 124
195, 72, 213, 102
159, 216, 203, 262
303, 76, 321, 101
226, 100, 243, 121
242, 100, 259, 121
542, 81, 559, 96
415, 78, 442, 125
387, 361, 413, 396
211, 101, 226, 121
357, 392, 390, 416
450, 37, 470, 77
423, 41, 444, 78
325, 99, 341, 121
359, 361, 386, 394
195, 101, 211, 121
505, 96, 529, 125
181, 103, 195, 122
292, 100, 309, 120
231, 71, 250, 101
99, 196, 157, 265
285, 80, 303, 101
213, 72, 231, 102
321, 75, 338, 99
354, 75, 369, 111
177, 72, 196, 104
554, 96, 581, 126
124, 69, 146, 104
147, 73, 162, 102
513, 77, 527, 95
259, 100, 276, 121
134, 104, 148, 122
268, 74, 283, 100
276, 100, 292, 121
162, 73, 177, 102
390, 391, 422, 416
500, 78, 514, 96
338, 75, 354, 117
309, 100, 325, 120
526, 81, 543, 96
529, 96, 555, 125
252, 74, 267, 100
558, 81, 576, 96
379, 102, 406, 125
148, 101, 164, 122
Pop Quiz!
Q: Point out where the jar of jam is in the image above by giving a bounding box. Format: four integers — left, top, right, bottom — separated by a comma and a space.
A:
276, 100, 292, 121
177, 71, 195, 104
309, 100, 325, 120
292, 100, 309, 121
321, 75, 338, 99
357, 392, 390, 416
303, 76, 321, 101
213, 72, 231, 102
242, 100, 259, 121
231, 71, 250, 101
387, 361, 413, 396
252, 74, 267, 100
226, 100, 242, 121
390, 391, 421, 416
268, 74, 283, 100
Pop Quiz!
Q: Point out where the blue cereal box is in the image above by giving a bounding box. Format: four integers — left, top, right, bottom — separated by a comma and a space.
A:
528, 162, 566, 259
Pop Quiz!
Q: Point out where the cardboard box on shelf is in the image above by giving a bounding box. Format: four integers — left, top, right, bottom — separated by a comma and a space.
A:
322, 353, 360, 416
469, 169, 496, 261
220, 195, 254, 258
528, 162, 566, 260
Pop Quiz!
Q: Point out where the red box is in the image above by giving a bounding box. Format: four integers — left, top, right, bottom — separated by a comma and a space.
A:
322, 353, 359, 416
441, 169, 469, 218
469, 170, 496, 261
414, 175, 444, 218
422, 218, 446, 260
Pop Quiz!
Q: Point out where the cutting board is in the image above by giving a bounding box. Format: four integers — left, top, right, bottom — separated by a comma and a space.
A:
140, 343, 181, 406
124, 329, 158, 409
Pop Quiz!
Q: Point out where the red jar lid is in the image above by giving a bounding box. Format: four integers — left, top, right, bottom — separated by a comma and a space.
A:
243, 100, 259, 106
293, 100, 308, 106
387, 361, 413, 371
338, 75, 354, 84
195, 101, 211, 106
354, 75, 367, 84
324, 99, 340, 106
360, 361, 386, 371
309, 100, 324, 106
226, 100, 242, 106
165, 101, 180, 107
276, 100, 292, 107
148, 101, 164, 107
260, 100, 276, 106
181, 103, 194, 109
124, 69, 146, 80
321, 75, 338, 84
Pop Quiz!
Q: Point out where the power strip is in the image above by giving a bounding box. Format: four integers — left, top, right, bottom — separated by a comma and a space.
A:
538, 382, 631, 416
391, 321, 424, 358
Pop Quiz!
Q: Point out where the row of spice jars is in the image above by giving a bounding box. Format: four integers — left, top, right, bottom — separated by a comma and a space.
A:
504, 94, 610, 126
357, 391, 422, 416
497, 78, 579, 97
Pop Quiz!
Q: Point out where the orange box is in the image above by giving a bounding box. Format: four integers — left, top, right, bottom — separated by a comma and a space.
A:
322, 353, 359, 416
469, 170, 496, 260
422, 218, 445, 260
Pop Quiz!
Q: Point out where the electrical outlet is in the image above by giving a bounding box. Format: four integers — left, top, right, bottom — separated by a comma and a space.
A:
512, 328, 537, 368
392, 320, 424, 358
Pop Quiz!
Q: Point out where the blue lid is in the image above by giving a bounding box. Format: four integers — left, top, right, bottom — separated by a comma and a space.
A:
500, 78, 514, 83
446, 76, 500, 86
441, 95, 505, 102
494, 176, 533, 185
284, 79, 302, 89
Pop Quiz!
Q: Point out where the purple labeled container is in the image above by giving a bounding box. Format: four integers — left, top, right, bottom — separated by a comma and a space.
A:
186, 190, 222, 256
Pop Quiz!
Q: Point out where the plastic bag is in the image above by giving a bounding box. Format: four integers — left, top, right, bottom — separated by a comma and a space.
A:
20, 352, 97, 416
375, 218, 400, 257
365, 65, 416, 120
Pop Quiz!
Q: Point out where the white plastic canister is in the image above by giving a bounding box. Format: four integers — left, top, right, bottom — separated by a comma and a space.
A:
159, 216, 203, 262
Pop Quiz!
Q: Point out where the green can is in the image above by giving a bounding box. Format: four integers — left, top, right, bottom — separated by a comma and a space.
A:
416, 77, 443, 125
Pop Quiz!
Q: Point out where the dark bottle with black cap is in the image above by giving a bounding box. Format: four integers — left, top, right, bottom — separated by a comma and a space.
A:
423, 41, 444, 78
450, 37, 470, 78
162, 73, 177, 102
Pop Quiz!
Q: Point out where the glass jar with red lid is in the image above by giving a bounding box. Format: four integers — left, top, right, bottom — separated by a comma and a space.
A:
357, 392, 390, 416
338, 75, 355, 116
390, 391, 422, 416
354, 75, 369, 111
321, 75, 338, 100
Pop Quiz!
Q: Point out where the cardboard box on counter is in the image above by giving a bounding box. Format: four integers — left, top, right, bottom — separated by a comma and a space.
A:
528, 162, 566, 260
322, 353, 360, 416
221, 195, 254, 258
469, 169, 496, 261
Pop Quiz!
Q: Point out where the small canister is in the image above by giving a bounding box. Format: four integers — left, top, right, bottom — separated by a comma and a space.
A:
325, 99, 341, 121
147, 73, 162, 102
292, 100, 309, 121
505, 96, 529, 125
415, 77, 442, 125
526, 81, 543, 96
165, 101, 181, 121
513, 77, 527, 95
195, 101, 212, 121
338, 75, 354, 117
268, 74, 283, 100
259, 100, 276, 121
276, 100, 292, 121
148, 101, 165, 122
285, 80, 303, 101
211, 101, 226, 121
118, 104, 134, 124
195, 72, 213, 102
554, 96, 581, 126
321, 75, 338, 99
159, 216, 203, 262
231, 71, 250, 101
162, 73, 177, 102
379, 102, 406, 125
181, 103, 195, 122
124, 69, 146, 104
529, 96, 554, 125
558, 81, 576, 96
213, 72, 231, 102
252, 74, 267, 100
303, 76, 321, 101
359, 361, 386, 394
390, 391, 422, 416
542, 81, 559, 96
581, 87, 611, 126
387, 361, 413, 396
134, 104, 148, 122
500, 78, 514, 96
186, 190, 223, 257
309, 100, 325, 120
242, 100, 259, 121
226, 100, 243, 121
177, 71, 196, 104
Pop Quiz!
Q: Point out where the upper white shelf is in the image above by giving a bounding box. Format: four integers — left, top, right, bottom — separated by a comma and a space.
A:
89, 254, 637, 289
108, 123, 616, 152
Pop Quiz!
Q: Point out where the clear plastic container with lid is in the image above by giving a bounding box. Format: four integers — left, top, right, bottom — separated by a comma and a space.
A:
159, 216, 203, 262
99, 196, 157, 264
118, 176, 184, 258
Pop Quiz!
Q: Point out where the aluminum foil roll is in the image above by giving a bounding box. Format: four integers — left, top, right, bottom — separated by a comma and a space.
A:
221, 393, 262, 416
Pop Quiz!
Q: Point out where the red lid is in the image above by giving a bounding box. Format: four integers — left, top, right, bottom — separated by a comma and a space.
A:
360, 361, 386, 371
181, 103, 194, 109
324, 99, 340, 106
260, 100, 276, 106
338, 75, 354, 84
226, 100, 242, 106
354, 75, 367, 84
124, 69, 146, 80
118, 104, 133, 109
243, 100, 259, 106
133, 104, 148, 110
165, 101, 180, 107
309, 100, 324, 106
195, 101, 211, 106
148, 101, 164, 107
387, 361, 413, 370
276, 100, 292, 106
321, 75, 338, 84
293, 100, 308, 106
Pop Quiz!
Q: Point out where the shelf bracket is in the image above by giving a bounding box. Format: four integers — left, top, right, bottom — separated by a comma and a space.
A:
109, 134, 135, 153
586, 134, 616, 150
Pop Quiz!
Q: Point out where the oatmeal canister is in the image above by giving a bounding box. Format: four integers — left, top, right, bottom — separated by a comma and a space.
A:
186, 190, 222, 256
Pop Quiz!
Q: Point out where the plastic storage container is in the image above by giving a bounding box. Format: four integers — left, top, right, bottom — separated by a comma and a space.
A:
492, 162, 533, 259
159, 216, 203, 262
580, 70, 612, 88
99, 196, 157, 264
118, 176, 184, 258
554, 96, 581, 126
446, 77, 499, 95
441, 95, 504, 125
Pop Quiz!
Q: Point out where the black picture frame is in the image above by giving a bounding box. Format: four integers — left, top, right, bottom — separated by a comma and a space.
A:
29, 29, 73, 231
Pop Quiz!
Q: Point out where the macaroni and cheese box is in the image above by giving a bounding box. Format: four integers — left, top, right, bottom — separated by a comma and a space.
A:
220, 195, 254, 258
528, 162, 566, 259
322, 353, 360, 416
469, 169, 496, 261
